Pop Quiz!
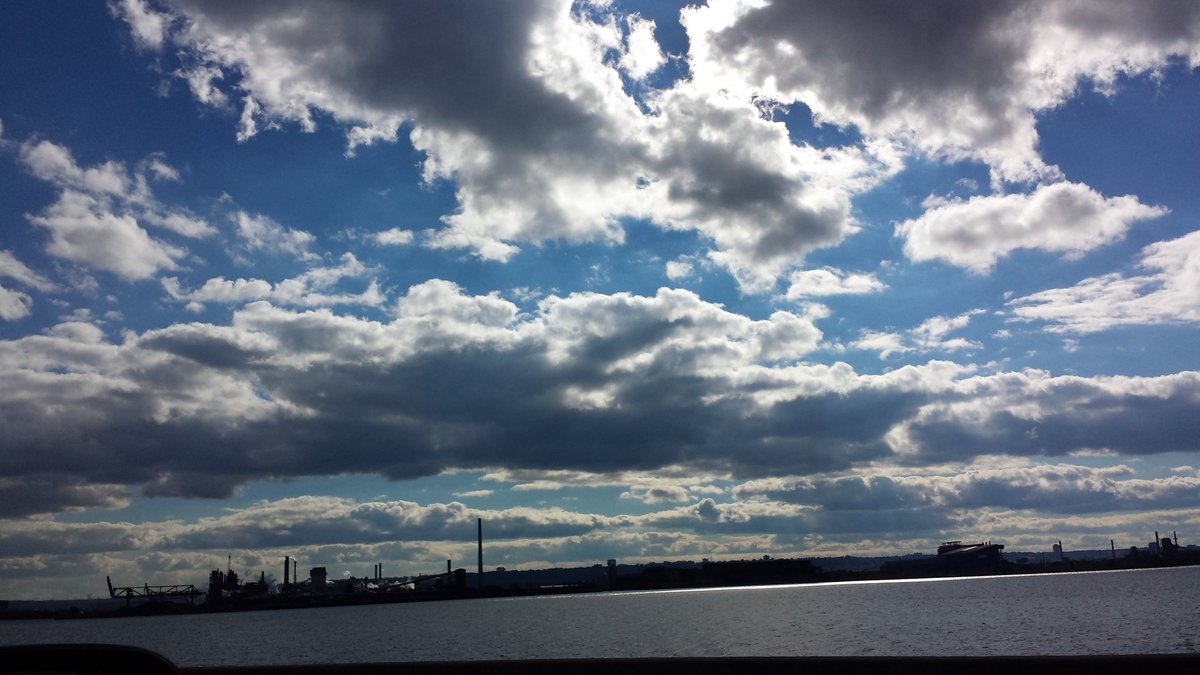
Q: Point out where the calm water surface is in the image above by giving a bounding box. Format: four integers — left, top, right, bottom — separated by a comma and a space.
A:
3, 567, 1197, 666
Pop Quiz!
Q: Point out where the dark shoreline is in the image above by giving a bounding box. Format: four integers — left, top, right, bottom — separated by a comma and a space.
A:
4, 555, 1197, 622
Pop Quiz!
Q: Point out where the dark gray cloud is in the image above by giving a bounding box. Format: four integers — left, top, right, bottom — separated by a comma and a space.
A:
734, 465, 1200, 516
171, 0, 582, 150
694, 0, 1200, 182
3, 283, 1200, 512
0, 476, 130, 518
902, 373, 1200, 462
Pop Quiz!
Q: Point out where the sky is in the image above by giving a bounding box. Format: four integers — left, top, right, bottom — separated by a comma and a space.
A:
1, 0, 1199, 600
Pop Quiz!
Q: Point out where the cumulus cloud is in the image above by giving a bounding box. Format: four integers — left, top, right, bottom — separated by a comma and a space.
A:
162, 253, 384, 310
232, 211, 317, 261
621, 484, 693, 505
16, 137, 214, 280
688, 0, 1200, 184
665, 259, 694, 281
897, 183, 1167, 273
0, 476, 130, 518
369, 228, 415, 246
890, 369, 1200, 463
0, 286, 33, 321
0, 495, 621, 557
0, 282, 952, 508
109, 0, 169, 51
27, 190, 185, 281
1009, 230, 1200, 333
732, 463, 1200, 515
783, 267, 886, 299
852, 310, 982, 358
2, 276, 1196, 514
119, 0, 900, 292
482, 467, 728, 505
620, 14, 666, 81
637, 81, 900, 291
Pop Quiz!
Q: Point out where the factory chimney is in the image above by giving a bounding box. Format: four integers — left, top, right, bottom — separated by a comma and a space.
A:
284, 555, 290, 588
477, 517, 483, 590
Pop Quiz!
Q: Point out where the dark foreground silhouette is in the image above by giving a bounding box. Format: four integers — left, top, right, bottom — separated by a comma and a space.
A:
2, 644, 1199, 675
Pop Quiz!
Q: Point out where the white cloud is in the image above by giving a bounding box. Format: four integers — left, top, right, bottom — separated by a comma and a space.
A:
16, 137, 214, 279
0, 250, 56, 292
665, 259, 694, 281
232, 211, 317, 261
108, 0, 168, 51
235, 95, 260, 143
620, 14, 666, 80
1009, 230, 1200, 333
20, 140, 129, 196
177, 65, 226, 107
451, 489, 494, 499
897, 182, 1167, 273
130, 0, 900, 293
911, 310, 983, 347
163, 253, 384, 310
395, 279, 520, 331
486, 468, 730, 505
621, 484, 693, 504
369, 228, 415, 246
783, 267, 886, 299
143, 156, 180, 182
28, 190, 184, 281
0, 285, 33, 321
852, 310, 982, 358
850, 330, 909, 360
732, 462, 1200, 515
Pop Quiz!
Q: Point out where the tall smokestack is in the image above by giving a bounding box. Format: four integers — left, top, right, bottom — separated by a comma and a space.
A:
477, 517, 483, 590
1111, 539, 1116, 560
284, 555, 290, 587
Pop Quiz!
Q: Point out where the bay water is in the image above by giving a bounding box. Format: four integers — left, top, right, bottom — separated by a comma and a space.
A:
2, 566, 1197, 666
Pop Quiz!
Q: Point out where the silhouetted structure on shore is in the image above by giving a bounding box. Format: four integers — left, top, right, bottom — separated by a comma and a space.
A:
13, 528, 1193, 621
105, 576, 202, 607
880, 541, 1007, 576
613, 556, 818, 590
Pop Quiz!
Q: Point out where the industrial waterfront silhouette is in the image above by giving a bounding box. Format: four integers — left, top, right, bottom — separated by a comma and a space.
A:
5, 525, 1198, 621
